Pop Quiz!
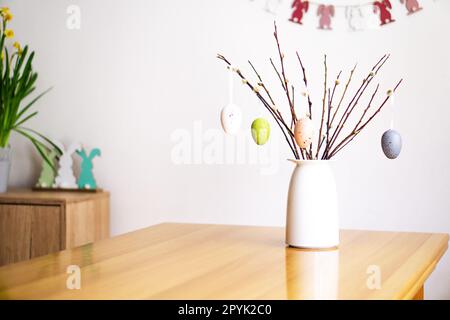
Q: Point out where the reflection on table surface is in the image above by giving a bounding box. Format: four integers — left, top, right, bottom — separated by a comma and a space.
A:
285, 248, 339, 300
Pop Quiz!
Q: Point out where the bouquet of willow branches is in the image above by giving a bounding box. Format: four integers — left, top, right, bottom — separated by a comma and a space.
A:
217, 22, 402, 160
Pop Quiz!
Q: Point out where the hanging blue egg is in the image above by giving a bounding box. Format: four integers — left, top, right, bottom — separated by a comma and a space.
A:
381, 129, 402, 159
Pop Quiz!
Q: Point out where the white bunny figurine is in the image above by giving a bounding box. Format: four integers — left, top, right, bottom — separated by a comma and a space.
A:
54, 142, 81, 189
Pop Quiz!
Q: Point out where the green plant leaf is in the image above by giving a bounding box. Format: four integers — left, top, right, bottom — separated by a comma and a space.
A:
12, 46, 29, 83
14, 128, 56, 170
15, 87, 51, 123
18, 127, 62, 156
13, 111, 38, 128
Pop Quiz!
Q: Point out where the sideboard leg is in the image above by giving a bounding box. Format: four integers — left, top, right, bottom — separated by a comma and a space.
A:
413, 286, 424, 300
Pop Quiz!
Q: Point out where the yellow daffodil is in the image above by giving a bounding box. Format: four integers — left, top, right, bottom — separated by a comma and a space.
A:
5, 29, 14, 38
3, 11, 12, 21
13, 41, 22, 54
0, 7, 10, 20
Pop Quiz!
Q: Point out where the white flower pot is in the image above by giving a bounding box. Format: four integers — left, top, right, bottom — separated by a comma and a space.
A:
0, 146, 11, 193
286, 160, 339, 249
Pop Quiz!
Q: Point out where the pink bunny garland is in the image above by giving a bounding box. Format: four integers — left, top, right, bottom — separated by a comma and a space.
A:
269, 0, 424, 30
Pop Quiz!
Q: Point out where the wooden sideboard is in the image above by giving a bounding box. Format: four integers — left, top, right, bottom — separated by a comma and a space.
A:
0, 189, 110, 266
0, 223, 446, 299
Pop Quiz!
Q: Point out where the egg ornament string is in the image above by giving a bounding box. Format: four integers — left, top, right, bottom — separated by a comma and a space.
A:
220, 66, 242, 135
381, 90, 402, 159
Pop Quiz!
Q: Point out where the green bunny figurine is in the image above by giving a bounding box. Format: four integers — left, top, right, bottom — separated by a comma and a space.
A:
77, 148, 101, 190
36, 148, 59, 188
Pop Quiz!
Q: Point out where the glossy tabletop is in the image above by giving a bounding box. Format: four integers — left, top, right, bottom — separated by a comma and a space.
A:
0, 223, 447, 299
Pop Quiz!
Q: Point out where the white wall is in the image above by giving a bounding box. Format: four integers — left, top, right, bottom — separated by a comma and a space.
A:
3, 0, 449, 298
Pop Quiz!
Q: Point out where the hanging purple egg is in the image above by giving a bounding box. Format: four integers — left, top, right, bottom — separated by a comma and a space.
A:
381, 129, 402, 159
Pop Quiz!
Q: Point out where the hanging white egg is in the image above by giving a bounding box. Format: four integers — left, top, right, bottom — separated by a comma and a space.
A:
294, 117, 314, 149
381, 129, 402, 159
220, 104, 242, 135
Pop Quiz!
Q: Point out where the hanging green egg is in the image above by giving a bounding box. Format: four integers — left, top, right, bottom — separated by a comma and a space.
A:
251, 118, 270, 145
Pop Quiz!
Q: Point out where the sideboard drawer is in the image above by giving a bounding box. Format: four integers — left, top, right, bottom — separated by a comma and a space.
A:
0, 205, 33, 266
0, 204, 62, 265
29, 205, 62, 259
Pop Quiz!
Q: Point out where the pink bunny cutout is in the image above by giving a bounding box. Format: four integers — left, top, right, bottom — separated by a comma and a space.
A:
400, 0, 422, 15
317, 5, 335, 30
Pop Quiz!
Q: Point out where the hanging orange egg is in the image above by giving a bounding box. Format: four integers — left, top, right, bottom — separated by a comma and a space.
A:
294, 117, 314, 149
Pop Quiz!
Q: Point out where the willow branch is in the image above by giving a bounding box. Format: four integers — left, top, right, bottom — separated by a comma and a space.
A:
273, 22, 297, 127
295, 51, 313, 159
357, 80, 403, 133
248, 61, 276, 106
354, 84, 380, 131
217, 54, 299, 159
321, 71, 342, 159
316, 55, 328, 159
329, 64, 357, 127
327, 84, 379, 158
291, 85, 305, 159
328, 55, 386, 145
325, 54, 389, 157
329, 79, 403, 158
248, 60, 301, 159
291, 85, 295, 129
322, 88, 332, 159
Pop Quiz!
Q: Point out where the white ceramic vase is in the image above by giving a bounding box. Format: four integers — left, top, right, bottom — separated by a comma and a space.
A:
286, 160, 339, 249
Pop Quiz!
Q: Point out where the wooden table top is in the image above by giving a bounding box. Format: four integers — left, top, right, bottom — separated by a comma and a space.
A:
0, 223, 447, 300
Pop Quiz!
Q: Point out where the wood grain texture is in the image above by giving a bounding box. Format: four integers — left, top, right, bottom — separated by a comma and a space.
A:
0, 205, 33, 266
413, 286, 424, 300
65, 196, 110, 248
30, 206, 62, 259
0, 223, 447, 300
0, 189, 109, 206
0, 205, 62, 266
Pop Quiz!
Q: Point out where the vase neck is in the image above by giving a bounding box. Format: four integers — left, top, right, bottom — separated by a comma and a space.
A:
288, 159, 332, 166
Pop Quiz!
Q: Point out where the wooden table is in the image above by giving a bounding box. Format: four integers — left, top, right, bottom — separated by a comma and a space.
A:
0, 223, 447, 299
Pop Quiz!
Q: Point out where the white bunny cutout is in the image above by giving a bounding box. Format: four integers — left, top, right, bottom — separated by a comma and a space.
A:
264, 0, 282, 15
346, 7, 365, 31
54, 142, 81, 188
